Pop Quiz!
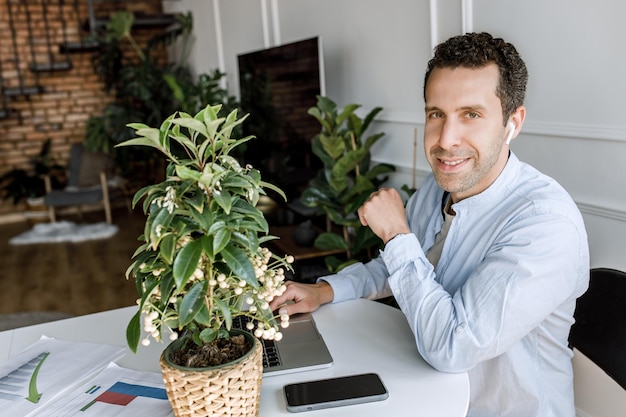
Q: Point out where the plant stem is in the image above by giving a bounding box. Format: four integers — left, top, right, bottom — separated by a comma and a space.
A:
350, 133, 360, 177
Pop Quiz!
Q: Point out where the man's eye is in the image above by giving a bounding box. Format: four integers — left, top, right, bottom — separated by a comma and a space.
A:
466, 112, 480, 119
428, 112, 444, 119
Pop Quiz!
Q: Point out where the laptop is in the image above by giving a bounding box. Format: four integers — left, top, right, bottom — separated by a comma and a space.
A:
234, 312, 334, 377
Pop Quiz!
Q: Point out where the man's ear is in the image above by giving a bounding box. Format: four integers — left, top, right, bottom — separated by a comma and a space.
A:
506, 106, 526, 144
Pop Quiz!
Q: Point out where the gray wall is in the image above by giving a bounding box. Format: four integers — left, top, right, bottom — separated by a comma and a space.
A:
163, 0, 626, 273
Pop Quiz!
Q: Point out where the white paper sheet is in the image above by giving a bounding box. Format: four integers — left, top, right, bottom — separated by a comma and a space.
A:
0, 336, 126, 417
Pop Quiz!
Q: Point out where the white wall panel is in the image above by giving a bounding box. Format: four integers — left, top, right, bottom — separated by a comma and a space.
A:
472, 0, 626, 130
275, 0, 432, 116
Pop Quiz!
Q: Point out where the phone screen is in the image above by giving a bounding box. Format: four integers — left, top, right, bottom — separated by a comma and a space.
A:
283, 373, 388, 412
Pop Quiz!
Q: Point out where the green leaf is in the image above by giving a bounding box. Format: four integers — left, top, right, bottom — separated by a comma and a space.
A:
126, 311, 141, 353
212, 227, 232, 255
336, 103, 360, 126
319, 134, 345, 160
212, 190, 232, 214
314, 232, 349, 250
195, 303, 212, 326
364, 163, 396, 180
333, 147, 367, 178
175, 165, 201, 182
214, 297, 232, 330
149, 207, 175, 244
205, 117, 226, 141
179, 280, 208, 327
199, 327, 218, 343
172, 117, 209, 139
311, 135, 335, 167
301, 187, 337, 208
363, 131, 386, 150
260, 181, 287, 202
127, 122, 150, 130
360, 107, 383, 135
115, 137, 161, 151
173, 239, 203, 288
158, 233, 177, 264
220, 246, 257, 286
107, 10, 134, 40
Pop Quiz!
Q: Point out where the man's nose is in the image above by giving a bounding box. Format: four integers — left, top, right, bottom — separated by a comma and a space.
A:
437, 120, 462, 149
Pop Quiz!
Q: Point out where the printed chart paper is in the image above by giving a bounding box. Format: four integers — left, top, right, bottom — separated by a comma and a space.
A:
30, 363, 173, 417
0, 336, 126, 417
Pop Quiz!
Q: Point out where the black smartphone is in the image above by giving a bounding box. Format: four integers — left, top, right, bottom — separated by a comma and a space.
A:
283, 373, 389, 412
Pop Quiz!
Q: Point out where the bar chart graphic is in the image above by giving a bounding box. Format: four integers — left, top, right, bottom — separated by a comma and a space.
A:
0, 352, 48, 402
81, 381, 168, 410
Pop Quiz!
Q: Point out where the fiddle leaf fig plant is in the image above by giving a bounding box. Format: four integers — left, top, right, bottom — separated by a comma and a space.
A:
301, 96, 395, 272
119, 104, 294, 354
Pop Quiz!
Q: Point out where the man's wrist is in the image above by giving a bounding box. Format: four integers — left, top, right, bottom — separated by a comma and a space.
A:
385, 232, 409, 245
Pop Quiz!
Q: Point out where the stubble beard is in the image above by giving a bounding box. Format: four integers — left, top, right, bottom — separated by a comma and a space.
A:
429, 144, 503, 198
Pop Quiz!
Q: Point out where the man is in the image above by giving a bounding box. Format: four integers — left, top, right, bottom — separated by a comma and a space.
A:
270, 32, 589, 417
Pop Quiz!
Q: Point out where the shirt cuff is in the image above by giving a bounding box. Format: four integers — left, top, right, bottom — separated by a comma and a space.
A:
381, 233, 422, 274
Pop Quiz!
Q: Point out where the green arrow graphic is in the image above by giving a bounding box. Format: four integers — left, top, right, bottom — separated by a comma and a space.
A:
26, 352, 50, 403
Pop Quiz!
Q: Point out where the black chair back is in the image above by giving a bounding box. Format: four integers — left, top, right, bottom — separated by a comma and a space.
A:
569, 267, 626, 390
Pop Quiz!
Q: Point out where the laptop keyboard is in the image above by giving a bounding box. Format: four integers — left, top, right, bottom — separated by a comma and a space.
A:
232, 316, 282, 369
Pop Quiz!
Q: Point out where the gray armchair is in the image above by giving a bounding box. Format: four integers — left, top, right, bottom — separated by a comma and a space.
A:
43, 144, 115, 224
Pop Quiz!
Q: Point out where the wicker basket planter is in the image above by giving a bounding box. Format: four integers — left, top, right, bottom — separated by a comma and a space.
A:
160, 330, 263, 417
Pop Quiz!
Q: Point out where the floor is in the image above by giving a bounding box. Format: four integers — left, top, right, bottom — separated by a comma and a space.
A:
0, 207, 145, 317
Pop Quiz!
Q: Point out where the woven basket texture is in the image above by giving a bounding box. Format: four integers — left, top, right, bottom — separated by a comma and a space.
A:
160, 339, 263, 417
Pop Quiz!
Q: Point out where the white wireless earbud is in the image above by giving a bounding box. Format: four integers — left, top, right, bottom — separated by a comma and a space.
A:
505, 122, 516, 145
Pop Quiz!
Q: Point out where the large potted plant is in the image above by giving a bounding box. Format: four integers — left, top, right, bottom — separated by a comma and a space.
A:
301, 96, 395, 272
120, 104, 293, 417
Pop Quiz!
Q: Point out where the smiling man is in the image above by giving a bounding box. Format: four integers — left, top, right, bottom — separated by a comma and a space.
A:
270, 32, 589, 417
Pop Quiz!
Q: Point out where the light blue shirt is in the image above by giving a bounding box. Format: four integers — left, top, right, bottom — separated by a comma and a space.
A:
322, 153, 589, 417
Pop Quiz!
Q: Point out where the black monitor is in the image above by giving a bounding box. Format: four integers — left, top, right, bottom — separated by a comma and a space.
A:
237, 37, 325, 201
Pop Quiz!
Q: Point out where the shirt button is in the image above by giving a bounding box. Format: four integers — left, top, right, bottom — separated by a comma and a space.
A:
455, 324, 465, 334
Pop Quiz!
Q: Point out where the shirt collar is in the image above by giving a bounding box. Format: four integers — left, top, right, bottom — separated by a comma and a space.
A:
449, 152, 522, 212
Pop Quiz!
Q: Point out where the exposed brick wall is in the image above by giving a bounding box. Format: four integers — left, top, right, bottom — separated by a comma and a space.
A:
0, 0, 167, 218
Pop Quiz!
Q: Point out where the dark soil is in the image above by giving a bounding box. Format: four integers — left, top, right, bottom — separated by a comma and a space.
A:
168, 334, 253, 368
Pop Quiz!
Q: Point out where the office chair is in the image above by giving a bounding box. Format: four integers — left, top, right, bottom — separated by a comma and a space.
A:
569, 267, 626, 390
43, 144, 115, 224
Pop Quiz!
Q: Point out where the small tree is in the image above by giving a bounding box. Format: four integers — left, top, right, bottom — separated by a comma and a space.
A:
300, 96, 395, 272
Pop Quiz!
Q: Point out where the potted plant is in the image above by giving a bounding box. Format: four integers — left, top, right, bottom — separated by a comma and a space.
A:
300, 96, 395, 272
0, 139, 65, 222
119, 104, 293, 417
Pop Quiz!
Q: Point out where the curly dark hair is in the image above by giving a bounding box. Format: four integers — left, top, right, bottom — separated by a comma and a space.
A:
424, 32, 528, 125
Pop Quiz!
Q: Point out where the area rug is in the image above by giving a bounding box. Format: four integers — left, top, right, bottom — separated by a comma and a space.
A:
9, 221, 118, 245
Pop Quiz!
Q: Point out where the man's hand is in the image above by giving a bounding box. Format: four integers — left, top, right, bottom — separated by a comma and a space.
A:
358, 188, 410, 244
269, 281, 334, 316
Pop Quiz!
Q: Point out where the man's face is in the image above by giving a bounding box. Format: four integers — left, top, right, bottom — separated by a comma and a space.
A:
424, 64, 511, 202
